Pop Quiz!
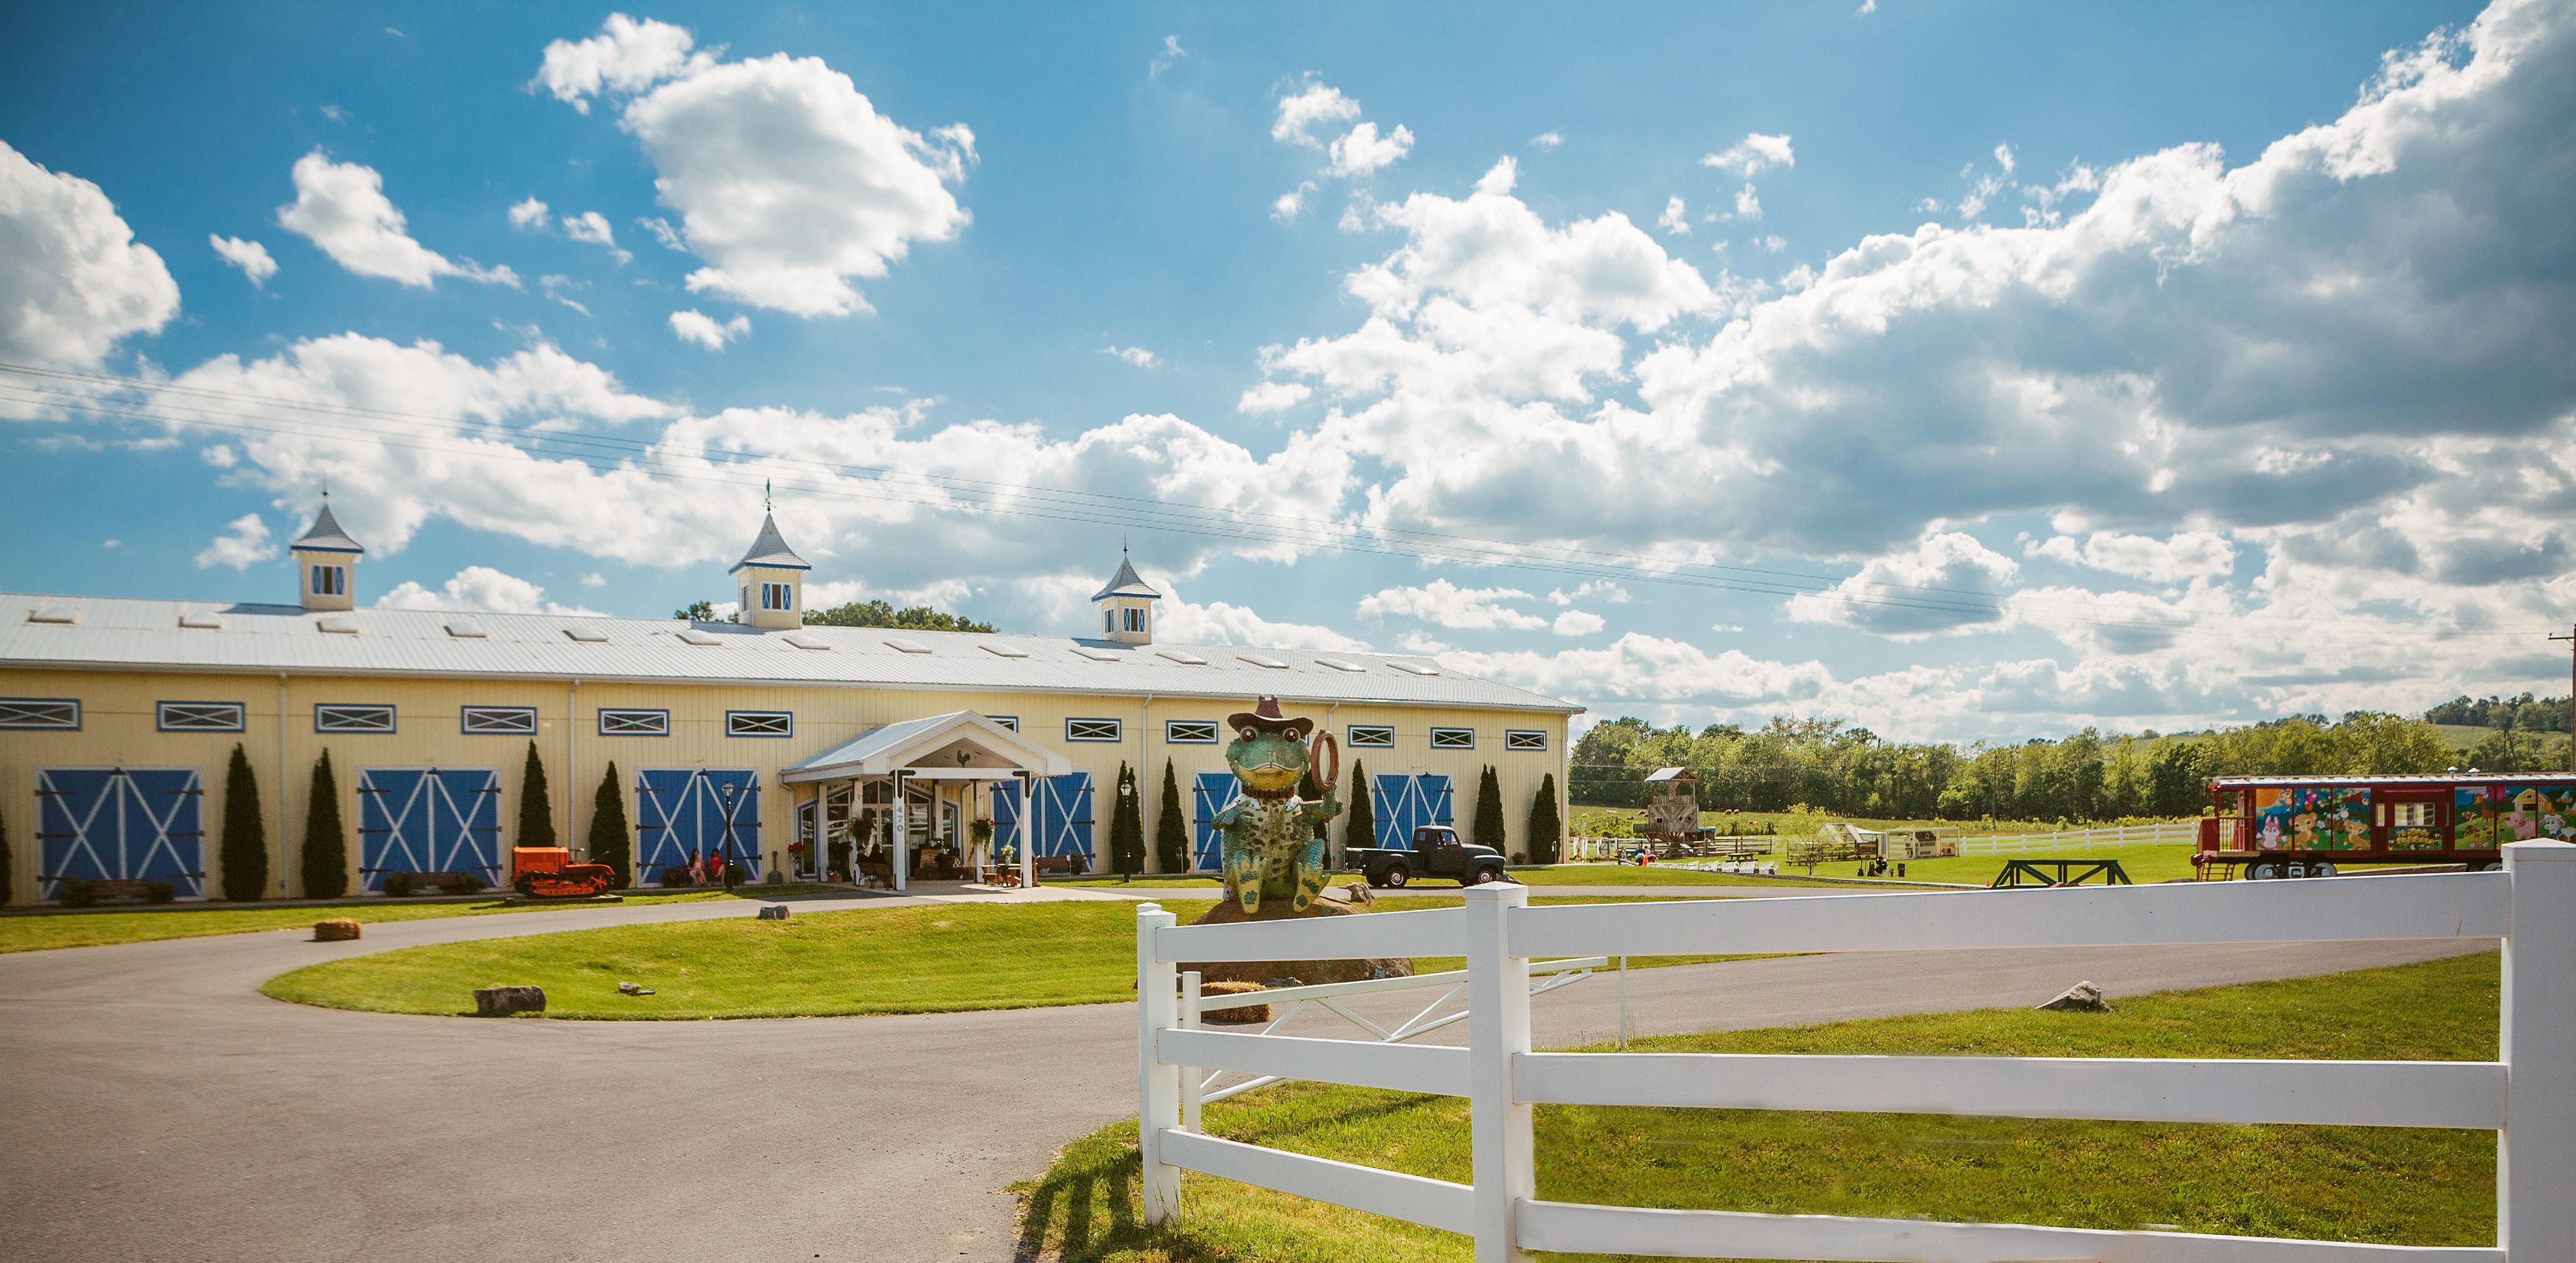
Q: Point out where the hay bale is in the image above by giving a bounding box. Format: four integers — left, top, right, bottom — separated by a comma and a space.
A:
313, 918, 362, 942
1200, 980, 1270, 1025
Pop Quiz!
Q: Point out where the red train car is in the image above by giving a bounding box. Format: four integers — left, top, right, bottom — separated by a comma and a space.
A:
2199, 774, 2576, 880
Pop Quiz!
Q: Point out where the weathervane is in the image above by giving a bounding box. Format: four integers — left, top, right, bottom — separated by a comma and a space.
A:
765, 478, 773, 512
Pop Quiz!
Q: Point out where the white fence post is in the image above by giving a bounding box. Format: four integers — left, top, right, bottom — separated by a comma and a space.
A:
1465, 882, 1532, 1263
2503, 840, 2576, 1255
1137, 903, 1181, 1224
1181, 970, 1205, 1133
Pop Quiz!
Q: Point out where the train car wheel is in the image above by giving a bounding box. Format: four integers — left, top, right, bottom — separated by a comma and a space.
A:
2248, 862, 2278, 880
2310, 862, 2338, 878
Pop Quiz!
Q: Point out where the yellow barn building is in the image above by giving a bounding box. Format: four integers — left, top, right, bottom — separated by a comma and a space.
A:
0, 505, 1578, 902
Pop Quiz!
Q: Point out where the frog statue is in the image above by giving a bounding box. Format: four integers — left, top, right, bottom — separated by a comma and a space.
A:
1210, 695, 1342, 915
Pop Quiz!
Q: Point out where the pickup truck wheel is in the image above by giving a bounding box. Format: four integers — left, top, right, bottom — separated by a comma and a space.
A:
1471, 867, 1500, 885
1384, 866, 1409, 888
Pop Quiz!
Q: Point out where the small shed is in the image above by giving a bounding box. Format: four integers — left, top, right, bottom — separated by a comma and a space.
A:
1641, 767, 1702, 840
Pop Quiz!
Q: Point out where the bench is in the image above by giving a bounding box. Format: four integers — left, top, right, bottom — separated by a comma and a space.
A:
375, 870, 488, 896
1034, 857, 1084, 879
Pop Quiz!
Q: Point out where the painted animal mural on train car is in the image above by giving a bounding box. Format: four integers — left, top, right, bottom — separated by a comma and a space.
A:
2455, 784, 2576, 849
2251, 785, 2371, 852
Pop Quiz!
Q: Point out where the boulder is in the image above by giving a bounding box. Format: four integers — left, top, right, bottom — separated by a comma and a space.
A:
2037, 980, 2112, 1013
617, 981, 655, 996
757, 905, 790, 921
312, 919, 362, 942
1177, 896, 1413, 988
474, 985, 547, 1017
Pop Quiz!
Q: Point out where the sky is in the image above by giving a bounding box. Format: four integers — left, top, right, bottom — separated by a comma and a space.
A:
1, 0, 2570, 744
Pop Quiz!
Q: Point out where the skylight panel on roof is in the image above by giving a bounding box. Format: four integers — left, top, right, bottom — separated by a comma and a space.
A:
1156, 648, 1208, 665
1315, 657, 1364, 673
27, 606, 77, 625
885, 638, 933, 654
316, 615, 359, 635
445, 620, 487, 639
677, 629, 723, 646
177, 611, 224, 630
1072, 647, 1122, 662
783, 632, 832, 651
1389, 660, 1440, 676
982, 643, 1031, 659
564, 626, 610, 643
1236, 653, 1287, 669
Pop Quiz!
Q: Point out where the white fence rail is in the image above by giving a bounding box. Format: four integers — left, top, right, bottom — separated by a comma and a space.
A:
1954, 819, 2200, 855
1138, 841, 2576, 1262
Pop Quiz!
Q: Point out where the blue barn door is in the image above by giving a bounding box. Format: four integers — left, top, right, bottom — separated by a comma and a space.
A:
356, 768, 502, 891
1370, 774, 1455, 850
990, 773, 1095, 866
1190, 772, 1242, 871
35, 767, 206, 900
633, 769, 761, 884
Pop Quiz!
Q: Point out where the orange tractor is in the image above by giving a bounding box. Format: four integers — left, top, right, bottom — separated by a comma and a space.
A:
511, 847, 616, 899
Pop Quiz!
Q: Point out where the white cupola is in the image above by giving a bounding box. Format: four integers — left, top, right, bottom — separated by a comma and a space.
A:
729, 505, 812, 631
289, 498, 364, 612
1091, 549, 1161, 646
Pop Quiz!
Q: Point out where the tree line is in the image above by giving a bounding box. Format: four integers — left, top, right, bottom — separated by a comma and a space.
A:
1571, 707, 2573, 825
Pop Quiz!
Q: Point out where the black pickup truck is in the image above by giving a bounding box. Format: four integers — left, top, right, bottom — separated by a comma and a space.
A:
1348, 826, 1512, 888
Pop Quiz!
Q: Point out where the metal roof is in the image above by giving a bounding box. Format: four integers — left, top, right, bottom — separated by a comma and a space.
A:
1091, 554, 1160, 601
0, 592, 1579, 714
2208, 774, 2576, 787
1643, 766, 1694, 783
289, 503, 364, 555
782, 711, 1072, 782
729, 514, 811, 573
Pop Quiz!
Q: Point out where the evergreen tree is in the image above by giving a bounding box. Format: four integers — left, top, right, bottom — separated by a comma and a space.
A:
1471, 765, 1507, 856
1108, 763, 1146, 875
218, 743, 268, 902
588, 763, 632, 888
517, 741, 556, 847
1344, 758, 1376, 852
1155, 760, 1189, 873
1526, 773, 1563, 865
0, 807, 12, 908
300, 750, 347, 899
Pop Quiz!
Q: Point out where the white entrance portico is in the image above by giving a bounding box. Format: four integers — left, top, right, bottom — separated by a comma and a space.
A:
781, 711, 1072, 891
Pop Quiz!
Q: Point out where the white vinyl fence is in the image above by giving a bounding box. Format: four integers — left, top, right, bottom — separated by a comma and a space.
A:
1136, 840, 2576, 1262
1953, 819, 2201, 855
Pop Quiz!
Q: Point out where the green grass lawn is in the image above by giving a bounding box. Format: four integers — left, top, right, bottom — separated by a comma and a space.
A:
1018, 952, 2499, 1262
259, 894, 1747, 1020
1569, 806, 2193, 838
1055, 868, 1844, 891
0, 884, 846, 954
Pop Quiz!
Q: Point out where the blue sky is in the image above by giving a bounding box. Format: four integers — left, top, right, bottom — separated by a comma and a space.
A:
3, 0, 2569, 743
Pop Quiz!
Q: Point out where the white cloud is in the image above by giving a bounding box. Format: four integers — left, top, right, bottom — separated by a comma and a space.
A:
559, 210, 631, 263
1272, 181, 1317, 221
1237, 380, 1312, 414
275, 151, 517, 288
668, 308, 749, 349
209, 235, 277, 287
1732, 183, 1761, 220
1786, 532, 2020, 638
637, 216, 684, 251
1328, 121, 1414, 177
1158, 592, 1367, 651
1102, 344, 1159, 369
192, 514, 275, 570
1272, 80, 1362, 147
1855, 0, 1878, 15
507, 197, 551, 229
1757, 233, 1785, 252
581, 572, 607, 587
1993, 142, 2017, 174
2028, 530, 2237, 584
376, 565, 602, 615
1547, 581, 1630, 606
1150, 35, 1186, 78
1529, 131, 1563, 149
1657, 196, 1689, 235
529, 13, 706, 113
1357, 579, 1547, 631
1702, 132, 1794, 177
539, 14, 974, 316
1551, 609, 1605, 636
0, 141, 178, 367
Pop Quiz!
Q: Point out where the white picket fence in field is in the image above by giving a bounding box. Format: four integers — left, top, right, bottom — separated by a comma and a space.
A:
1954, 819, 2201, 855
1136, 840, 2576, 1262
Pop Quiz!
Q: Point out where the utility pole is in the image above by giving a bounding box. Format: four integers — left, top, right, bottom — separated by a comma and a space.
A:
2555, 623, 2576, 774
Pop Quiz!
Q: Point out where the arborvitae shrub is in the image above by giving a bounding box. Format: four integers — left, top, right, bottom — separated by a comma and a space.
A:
301, 750, 348, 899
517, 741, 557, 847
588, 763, 632, 888
1526, 773, 1563, 866
219, 743, 268, 902
1155, 760, 1189, 873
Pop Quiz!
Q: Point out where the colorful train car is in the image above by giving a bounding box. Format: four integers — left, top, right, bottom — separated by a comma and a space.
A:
2199, 773, 2576, 879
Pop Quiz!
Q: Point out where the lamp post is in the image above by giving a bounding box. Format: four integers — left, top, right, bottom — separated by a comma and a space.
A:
718, 781, 741, 888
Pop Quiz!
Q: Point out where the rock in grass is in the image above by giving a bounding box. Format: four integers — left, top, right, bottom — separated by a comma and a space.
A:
1200, 980, 1270, 1025
757, 905, 790, 921
474, 985, 546, 1017
313, 919, 362, 942
2037, 980, 2112, 1012
618, 981, 654, 996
